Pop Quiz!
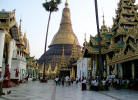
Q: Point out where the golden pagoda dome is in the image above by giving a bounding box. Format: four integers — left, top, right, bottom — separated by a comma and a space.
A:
50, 1, 79, 46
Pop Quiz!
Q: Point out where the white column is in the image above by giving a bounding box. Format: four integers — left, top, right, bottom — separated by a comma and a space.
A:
92, 60, 96, 78
8, 39, 15, 69
0, 30, 5, 79
107, 65, 109, 76
114, 64, 117, 75
132, 63, 135, 80
0, 30, 5, 68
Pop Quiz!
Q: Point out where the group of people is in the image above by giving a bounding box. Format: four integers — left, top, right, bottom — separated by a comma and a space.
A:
54, 76, 75, 86
54, 75, 132, 91
88, 75, 131, 91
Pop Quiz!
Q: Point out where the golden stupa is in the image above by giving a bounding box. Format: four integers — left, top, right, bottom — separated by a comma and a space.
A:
39, 1, 81, 71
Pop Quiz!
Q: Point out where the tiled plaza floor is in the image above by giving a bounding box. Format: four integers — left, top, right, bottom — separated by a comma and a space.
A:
0, 80, 138, 100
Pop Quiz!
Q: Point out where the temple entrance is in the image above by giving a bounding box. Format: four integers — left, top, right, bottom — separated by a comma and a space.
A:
134, 60, 138, 79
135, 65, 138, 79
59, 70, 70, 78
74, 66, 77, 78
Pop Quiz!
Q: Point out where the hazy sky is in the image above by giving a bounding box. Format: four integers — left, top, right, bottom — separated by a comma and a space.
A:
1, 0, 138, 59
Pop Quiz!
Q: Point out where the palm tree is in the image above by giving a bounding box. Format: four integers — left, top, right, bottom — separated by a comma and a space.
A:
94, 0, 103, 79
41, 0, 61, 81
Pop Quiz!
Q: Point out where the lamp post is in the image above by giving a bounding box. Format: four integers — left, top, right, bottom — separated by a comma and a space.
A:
94, 0, 103, 80
41, 0, 61, 82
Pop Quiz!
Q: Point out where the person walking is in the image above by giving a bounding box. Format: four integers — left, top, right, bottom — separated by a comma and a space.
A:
81, 78, 87, 91
61, 77, 65, 86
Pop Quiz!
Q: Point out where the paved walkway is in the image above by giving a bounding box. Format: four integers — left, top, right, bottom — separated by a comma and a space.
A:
0, 80, 138, 100
100, 89, 138, 100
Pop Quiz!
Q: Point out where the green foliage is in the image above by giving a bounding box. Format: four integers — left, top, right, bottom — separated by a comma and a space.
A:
43, 0, 61, 12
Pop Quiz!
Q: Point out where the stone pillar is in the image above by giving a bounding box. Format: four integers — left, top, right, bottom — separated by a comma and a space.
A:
107, 65, 109, 76
114, 64, 117, 76
8, 39, 14, 69
118, 63, 123, 78
0, 30, 5, 78
92, 60, 96, 78
131, 62, 135, 80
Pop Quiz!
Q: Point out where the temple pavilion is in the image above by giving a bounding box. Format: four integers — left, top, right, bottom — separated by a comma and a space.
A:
0, 9, 37, 87
83, 0, 138, 81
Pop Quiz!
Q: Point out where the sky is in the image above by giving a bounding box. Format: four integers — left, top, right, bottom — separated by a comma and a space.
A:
1, 0, 138, 59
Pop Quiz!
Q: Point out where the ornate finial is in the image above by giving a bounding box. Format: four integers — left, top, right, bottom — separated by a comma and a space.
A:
102, 14, 105, 25
84, 33, 86, 42
83, 33, 87, 47
19, 18, 22, 34
65, 0, 69, 8
19, 19, 21, 25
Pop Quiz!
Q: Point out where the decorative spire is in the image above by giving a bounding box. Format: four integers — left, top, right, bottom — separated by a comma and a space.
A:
65, 0, 69, 8
19, 19, 22, 32
83, 33, 87, 47
102, 14, 105, 26
84, 33, 86, 42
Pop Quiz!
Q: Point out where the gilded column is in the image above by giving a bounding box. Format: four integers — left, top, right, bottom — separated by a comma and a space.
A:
131, 63, 135, 80
0, 30, 5, 75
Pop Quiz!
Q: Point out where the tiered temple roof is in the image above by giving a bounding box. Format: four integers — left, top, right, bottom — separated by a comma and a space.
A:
0, 10, 30, 56
84, 0, 138, 65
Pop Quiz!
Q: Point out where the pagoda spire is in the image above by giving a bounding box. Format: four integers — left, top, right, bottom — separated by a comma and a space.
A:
84, 33, 86, 42
102, 14, 105, 26
19, 19, 22, 34
58, 0, 72, 32
83, 33, 87, 47
50, 0, 79, 46
65, 0, 69, 8
100, 13, 108, 33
